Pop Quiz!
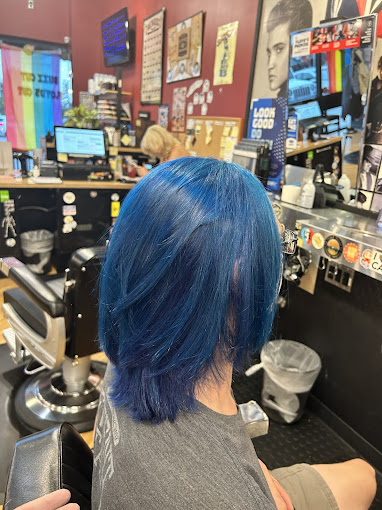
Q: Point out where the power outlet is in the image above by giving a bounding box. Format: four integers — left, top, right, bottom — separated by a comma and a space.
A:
324, 262, 354, 293
28, 0, 34, 9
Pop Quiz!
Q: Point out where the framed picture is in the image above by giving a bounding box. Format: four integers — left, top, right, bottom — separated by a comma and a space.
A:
166, 11, 204, 84
141, 8, 165, 105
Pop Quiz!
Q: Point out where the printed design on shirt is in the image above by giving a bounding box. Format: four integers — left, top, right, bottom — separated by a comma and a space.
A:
93, 389, 121, 510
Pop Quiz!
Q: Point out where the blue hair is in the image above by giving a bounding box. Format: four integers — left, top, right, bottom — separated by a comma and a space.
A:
98, 157, 282, 423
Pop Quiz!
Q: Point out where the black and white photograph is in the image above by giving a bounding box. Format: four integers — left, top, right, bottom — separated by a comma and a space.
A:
358, 145, 382, 192
356, 189, 373, 210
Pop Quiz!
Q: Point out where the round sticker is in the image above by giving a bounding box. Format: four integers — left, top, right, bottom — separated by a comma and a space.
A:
64, 215, 73, 224
62, 224, 72, 234
301, 227, 314, 245
312, 232, 325, 250
71, 220, 78, 229
63, 192, 75, 204
5, 238, 16, 247
324, 235, 343, 259
360, 249, 372, 269
90, 191, 98, 198
343, 243, 360, 264
111, 193, 120, 202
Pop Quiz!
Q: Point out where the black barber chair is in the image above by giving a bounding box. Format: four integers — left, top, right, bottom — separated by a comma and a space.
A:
4, 422, 93, 510
0, 246, 106, 432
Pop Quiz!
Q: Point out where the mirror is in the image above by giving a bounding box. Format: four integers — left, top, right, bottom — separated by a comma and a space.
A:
287, 15, 376, 193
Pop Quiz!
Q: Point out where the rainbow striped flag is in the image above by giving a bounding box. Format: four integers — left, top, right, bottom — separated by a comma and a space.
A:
326, 50, 344, 95
1, 46, 63, 151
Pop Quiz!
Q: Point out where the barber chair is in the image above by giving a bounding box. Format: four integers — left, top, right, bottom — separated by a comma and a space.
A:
4, 422, 93, 510
0, 246, 106, 432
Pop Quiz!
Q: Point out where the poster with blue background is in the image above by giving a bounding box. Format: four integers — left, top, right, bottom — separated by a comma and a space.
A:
248, 97, 287, 191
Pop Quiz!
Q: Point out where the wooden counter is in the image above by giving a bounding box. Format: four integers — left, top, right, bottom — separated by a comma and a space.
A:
286, 136, 342, 157
0, 178, 136, 190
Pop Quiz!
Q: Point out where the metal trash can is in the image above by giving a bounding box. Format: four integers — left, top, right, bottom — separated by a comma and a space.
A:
246, 340, 322, 424
20, 230, 54, 274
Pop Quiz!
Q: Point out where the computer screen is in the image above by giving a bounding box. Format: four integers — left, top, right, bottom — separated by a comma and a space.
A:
293, 101, 322, 121
55, 127, 106, 157
101, 8, 129, 67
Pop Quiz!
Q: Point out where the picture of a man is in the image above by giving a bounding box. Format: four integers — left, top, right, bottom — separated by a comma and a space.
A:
266, 0, 313, 98
366, 56, 382, 144
358, 145, 381, 191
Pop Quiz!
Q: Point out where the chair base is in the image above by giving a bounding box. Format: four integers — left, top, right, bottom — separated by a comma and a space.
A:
13, 361, 106, 433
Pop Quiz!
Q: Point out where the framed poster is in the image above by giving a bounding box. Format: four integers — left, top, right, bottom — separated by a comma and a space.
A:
141, 8, 165, 105
166, 11, 204, 83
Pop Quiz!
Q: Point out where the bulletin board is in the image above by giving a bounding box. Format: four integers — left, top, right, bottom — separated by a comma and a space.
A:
184, 116, 243, 160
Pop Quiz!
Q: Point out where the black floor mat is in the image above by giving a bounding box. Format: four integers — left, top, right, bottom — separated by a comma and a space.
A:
232, 371, 382, 509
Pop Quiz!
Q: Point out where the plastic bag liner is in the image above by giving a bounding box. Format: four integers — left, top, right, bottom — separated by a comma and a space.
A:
20, 230, 54, 274
246, 340, 322, 424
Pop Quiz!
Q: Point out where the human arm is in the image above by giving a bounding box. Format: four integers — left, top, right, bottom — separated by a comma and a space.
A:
258, 459, 294, 510
14, 489, 79, 510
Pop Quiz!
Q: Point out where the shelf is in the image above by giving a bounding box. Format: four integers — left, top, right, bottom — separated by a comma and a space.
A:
108, 147, 143, 153
100, 116, 131, 121
97, 90, 132, 96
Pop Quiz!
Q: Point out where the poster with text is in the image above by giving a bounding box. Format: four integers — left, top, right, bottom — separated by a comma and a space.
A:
141, 9, 165, 104
166, 12, 203, 83
171, 87, 187, 132
158, 104, 169, 129
213, 21, 239, 86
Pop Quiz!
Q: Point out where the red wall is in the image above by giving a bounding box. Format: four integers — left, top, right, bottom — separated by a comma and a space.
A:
98, 0, 259, 124
0, 0, 259, 126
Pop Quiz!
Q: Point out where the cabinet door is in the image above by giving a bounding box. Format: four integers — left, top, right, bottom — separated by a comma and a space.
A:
56, 188, 130, 254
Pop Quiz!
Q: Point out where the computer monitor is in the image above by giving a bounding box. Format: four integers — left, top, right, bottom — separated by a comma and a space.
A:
55, 127, 106, 158
293, 101, 322, 121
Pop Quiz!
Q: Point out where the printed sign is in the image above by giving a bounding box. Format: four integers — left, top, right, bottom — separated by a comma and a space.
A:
343, 243, 360, 264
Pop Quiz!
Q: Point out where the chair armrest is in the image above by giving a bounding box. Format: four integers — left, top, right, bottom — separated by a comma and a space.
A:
0, 257, 65, 318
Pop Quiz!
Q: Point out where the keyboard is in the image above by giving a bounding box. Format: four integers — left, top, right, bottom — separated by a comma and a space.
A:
31, 177, 63, 184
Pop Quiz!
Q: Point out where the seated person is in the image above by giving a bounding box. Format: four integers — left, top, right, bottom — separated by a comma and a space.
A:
17, 158, 376, 510
137, 125, 190, 176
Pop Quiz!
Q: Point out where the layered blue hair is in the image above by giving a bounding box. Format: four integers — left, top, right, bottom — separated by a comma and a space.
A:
98, 157, 282, 422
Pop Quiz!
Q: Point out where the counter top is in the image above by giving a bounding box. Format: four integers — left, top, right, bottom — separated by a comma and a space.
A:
0, 178, 136, 190
286, 136, 342, 157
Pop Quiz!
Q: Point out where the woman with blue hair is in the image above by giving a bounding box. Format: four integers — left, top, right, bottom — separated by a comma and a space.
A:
17, 158, 375, 510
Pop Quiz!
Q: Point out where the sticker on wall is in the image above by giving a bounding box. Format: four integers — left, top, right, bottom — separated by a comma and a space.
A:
343, 243, 360, 264
111, 201, 120, 218
201, 103, 208, 116
62, 224, 72, 234
193, 93, 199, 105
311, 232, 324, 250
324, 235, 343, 259
301, 227, 314, 245
111, 193, 120, 202
370, 250, 382, 275
202, 79, 210, 93
199, 93, 205, 105
2, 199, 16, 238
187, 103, 194, 115
5, 238, 16, 248
63, 205, 77, 216
0, 190, 10, 202
297, 237, 304, 248
90, 191, 98, 198
360, 248, 373, 269
206, 90, 214, 104
64, 215, 74, 224
186, 79, 203, 98
71, 220, 77, 230
63, 192, 75, 204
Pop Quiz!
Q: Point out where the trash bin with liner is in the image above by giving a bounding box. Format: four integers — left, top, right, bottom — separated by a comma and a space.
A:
246, 340, 322, 424
20, 229, 54, 274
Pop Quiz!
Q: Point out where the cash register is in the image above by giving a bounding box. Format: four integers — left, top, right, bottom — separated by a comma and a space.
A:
55, 126, 111, 180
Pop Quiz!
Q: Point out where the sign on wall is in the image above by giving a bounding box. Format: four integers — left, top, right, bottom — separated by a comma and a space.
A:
213, 21, 239, 86
141, 9, 165, 105
166, 12, 203, 83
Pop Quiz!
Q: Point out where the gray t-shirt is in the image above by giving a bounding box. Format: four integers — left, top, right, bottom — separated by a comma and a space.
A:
92, 365, 277, 510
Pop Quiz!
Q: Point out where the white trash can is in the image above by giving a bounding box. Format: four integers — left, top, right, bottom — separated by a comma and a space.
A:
247, 340, 322, 424
20, 229, 54, 274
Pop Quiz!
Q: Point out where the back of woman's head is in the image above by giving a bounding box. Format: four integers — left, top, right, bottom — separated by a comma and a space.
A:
140, 125, 178, 159
99, 157, 282, 422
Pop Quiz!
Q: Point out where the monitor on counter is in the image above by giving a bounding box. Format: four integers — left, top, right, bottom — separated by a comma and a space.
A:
55, 127, 106, 158
101, 8, 130, 67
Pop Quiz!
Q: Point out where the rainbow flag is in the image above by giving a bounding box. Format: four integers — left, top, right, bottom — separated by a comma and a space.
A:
1, 46, 63, 151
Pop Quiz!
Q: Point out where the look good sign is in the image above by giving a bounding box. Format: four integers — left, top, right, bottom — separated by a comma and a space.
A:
250, 107, 276, 134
